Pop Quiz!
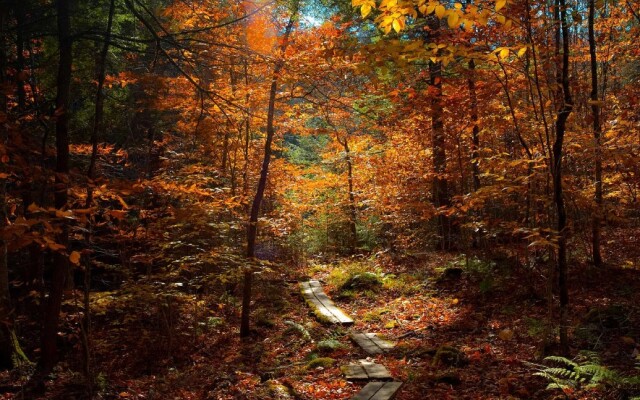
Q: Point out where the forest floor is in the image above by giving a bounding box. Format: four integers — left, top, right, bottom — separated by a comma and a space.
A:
5, 235, 640, 399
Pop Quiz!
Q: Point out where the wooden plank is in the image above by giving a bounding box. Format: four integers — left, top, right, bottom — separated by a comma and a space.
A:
342, 360, 392, 380
365, 333, 395, 350
352, 382, 402, 400
350, 333, 383, 354
359, 360, 392, 380
352, 382, 385, 400
351, 332, 394, 354
342, 364, 369, 380
370, 382, 402, 400
300, 281, 354, 325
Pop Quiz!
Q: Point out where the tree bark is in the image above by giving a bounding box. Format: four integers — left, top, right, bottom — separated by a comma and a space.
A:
589, 0, 603, 267
82, 0, 115, 387
430, 59, 451, 250
553, 0, 573, 356
39, 0, 72, 375
241, 5, 298, 338
339, 135, 357, 253
468, 60, 480, 193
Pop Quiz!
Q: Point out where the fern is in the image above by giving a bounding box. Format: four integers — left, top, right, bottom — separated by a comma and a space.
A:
531, 351, 640, 397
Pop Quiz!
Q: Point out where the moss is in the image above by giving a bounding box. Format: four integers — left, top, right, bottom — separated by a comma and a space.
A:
340, 272, 382, 291
432, 345, 468, 367
306, 357, 335, 369
316, 339, 344, 353
266, 380, 293, 399
283, 320, 311, 341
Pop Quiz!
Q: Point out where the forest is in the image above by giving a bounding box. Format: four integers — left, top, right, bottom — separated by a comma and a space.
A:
0, 0, 639, 398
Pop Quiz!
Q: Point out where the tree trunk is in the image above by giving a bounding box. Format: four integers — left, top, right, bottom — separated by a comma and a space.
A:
588, 0, 603, 267
14, 1, 26, 111
468, 60, 480, 193
340, 136, 357, 253
82, 0, 115, 387
553, 0, 573, 356
0, 145, 30, 371
430, 59, 451, 250
39, 0, 72, 375
241, 5, 298, 338
0, 4, 7, 112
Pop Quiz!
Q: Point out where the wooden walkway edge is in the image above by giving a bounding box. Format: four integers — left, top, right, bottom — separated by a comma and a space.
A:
298, 279, 402, 399
350, 332, 395, 354
341, 360, 392, 380
300, 280, 354, 325
352, 382, 402, 400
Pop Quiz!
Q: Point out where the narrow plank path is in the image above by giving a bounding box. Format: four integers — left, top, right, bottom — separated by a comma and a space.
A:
341, 360, 392, 380
300, 280, 354, 324
299, 279, 401, 399
352, 382, 403, 400
350, 332, 395, 355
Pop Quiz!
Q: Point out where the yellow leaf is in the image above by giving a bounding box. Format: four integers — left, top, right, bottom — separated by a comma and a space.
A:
496, 0, 506, 11
361, 3, 372, 18
499, 47, 509, 60
447, 12, 459, 28
435, 5, 445, 18
454, 2, 462, 9
69, 251, 81, 265
517, 46, 527, 57
392, 18, 402, 33
117, 195, 129, 209
497, 14, 506, 24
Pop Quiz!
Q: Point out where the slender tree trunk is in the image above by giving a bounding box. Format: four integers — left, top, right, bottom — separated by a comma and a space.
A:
241, 5, 298, 338
39, 0, 72, 375
430, 59, 451, 250
14, 2, 26, 111
553, 0, 573, 356
468, 60, 480, 193
82, 0, 115, 387
589, 0, 603, 267
0, 6, 6, 113
0, 54, 28, 370
339, 136, 357, 253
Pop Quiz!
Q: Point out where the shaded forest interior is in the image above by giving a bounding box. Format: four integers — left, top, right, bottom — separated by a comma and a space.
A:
0, 0, 639, 398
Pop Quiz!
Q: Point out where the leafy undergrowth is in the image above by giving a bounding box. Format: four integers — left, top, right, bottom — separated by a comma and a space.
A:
6, 219, 640, 399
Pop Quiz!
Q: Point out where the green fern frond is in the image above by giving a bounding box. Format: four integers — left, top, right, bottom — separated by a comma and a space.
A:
547, 382, 570, 390
544, 355, 579, 369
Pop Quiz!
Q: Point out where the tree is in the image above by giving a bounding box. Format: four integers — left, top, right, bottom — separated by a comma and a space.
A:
588, 0, 604, 268
242, 1, 300, 338
38, 0, 73, 378
552, 0, 573, 355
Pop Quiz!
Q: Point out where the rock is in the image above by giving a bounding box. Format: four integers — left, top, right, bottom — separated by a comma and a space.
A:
440, 267, 464, 280
432, 371, 461, 385
340, 272, 382, 291
498, 328, 515, 341
306, 357, 335, 369
266, 380, 293, 399
432, 345, 468, 367
316, 339, 344, 353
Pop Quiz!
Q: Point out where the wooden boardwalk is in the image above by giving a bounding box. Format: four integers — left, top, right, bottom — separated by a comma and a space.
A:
352, 382, 402, 400
300, 280, 354, 325
350, 332, 395, 354
342, 360, 392, 380
298, 279, 401, 399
